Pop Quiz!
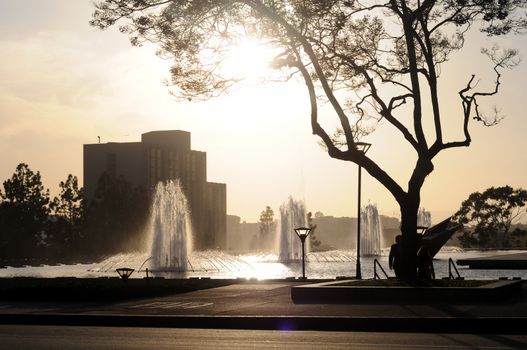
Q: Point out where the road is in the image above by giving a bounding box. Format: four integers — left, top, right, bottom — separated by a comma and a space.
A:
0, 325, 525, 349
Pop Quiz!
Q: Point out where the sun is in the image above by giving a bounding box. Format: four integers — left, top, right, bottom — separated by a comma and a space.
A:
221, 38, 280, 82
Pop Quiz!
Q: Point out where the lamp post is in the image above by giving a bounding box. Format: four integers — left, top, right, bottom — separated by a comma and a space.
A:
355, 142, 371, 280
294, 227, 312, 279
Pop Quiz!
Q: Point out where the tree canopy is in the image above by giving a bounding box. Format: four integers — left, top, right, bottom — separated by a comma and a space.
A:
84, 173, 149, 253
455, 186, 527, 247
259, 206, 275, 234
258, 205, 276, 250
0, 164, 151, 260
0, 163, 50, 257
51, 175, 84, 226
92, 0, 527, 278
49, 174, 85, 250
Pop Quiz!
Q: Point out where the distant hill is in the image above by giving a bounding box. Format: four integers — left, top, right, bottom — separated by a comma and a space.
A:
226, 213, 402, 252
450, 223, 527, 249
312, 215, 400, 250
513, 223, 527, 231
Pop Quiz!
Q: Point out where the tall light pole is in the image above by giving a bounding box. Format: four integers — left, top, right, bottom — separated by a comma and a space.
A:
355, 142, 371, 280
294, 227, 312, 279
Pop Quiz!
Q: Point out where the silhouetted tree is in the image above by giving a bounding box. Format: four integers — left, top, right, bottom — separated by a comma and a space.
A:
454, 186, 527, 248
49, 175, 85, 252
259, 206, 275, 234
314, 212, 324, 219
306, 211, 322, 251
511, 227, 527, 247
259, 205, 276, 250
84, 173, 149, 254
0, 163, 51, 257
91, 0, 527, 278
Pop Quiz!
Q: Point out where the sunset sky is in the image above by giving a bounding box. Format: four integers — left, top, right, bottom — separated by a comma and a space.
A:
1, 0, 526, 223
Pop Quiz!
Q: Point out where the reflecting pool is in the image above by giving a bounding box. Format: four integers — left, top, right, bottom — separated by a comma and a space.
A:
0, 248, 526, 280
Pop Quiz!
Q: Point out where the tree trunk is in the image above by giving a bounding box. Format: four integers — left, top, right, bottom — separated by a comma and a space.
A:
398, 193, 420, 280
397, 156, 433, 280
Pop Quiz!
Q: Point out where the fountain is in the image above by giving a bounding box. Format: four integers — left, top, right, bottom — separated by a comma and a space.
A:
417, 207, 432, 227
278, 197, 307, 262
360, 204, 383, 256
149, 180, 193, 271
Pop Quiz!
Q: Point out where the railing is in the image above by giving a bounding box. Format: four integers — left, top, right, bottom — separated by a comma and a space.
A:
448, 257, 463, 280
374, 258, 389, 280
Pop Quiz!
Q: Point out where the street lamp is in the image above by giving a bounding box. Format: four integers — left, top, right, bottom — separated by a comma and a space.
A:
116, 267, 134, 280
416, 226, 428, 235
355, 142, 371, 280
294, 227, 312, 279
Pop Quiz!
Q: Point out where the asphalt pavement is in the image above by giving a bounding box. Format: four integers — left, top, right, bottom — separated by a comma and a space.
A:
0, 281, 526, 334
1, 325, 526, 349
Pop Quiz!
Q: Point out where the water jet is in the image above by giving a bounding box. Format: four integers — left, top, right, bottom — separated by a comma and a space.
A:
278, 197, 307, 262
149, 180, 193, 271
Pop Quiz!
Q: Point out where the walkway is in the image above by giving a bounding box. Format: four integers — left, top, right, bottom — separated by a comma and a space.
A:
0, 280, 526, 333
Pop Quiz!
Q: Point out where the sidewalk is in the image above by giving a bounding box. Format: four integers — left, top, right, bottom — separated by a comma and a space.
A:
0, 280, 526, 333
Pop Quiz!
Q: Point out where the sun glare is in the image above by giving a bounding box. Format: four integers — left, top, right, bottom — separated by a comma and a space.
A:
221, 39, 279, 82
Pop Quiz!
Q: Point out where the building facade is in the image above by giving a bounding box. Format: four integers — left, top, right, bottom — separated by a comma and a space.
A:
84, 130, 226, 250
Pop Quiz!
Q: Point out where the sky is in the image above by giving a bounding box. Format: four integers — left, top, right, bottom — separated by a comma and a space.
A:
0, 0, 526, 224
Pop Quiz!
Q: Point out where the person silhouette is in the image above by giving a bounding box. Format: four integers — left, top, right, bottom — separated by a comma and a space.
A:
389, 235, 402, 279
417, 244, 435, 280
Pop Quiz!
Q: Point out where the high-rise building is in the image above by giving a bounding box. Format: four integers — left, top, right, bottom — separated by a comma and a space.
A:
83, 130, 226, 250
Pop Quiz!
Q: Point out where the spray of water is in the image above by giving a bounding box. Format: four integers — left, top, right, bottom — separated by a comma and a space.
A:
360, 204, 383, 256
278, 197, 307, 262
417, 207, 432, 227
149, 180, 193, 271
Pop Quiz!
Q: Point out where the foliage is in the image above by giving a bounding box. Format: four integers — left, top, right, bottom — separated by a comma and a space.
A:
91, 0, 527, 278
306, 211, 322, 250
84, 173, 149, 254
0, 163, 51, 257
49, 175, 85, 250
51, 175, 84, 225
314, 211, 324, 219
258, 205, 276, 250
0, 164, 151, 259
454, 186, 527, 248
258, 205, 276, 237
0, 165, 88, 258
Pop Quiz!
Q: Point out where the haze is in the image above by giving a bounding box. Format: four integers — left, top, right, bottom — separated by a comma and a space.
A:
1, 0, 526, 223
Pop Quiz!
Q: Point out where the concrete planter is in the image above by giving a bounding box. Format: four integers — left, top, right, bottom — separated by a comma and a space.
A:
291, 279, 523, 304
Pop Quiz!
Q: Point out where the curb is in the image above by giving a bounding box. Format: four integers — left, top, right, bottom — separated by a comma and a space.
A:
1, 314, 526, 334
